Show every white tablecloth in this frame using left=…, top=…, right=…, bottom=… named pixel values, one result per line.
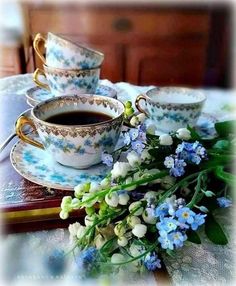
left=0, top=74, right=235, bottom=286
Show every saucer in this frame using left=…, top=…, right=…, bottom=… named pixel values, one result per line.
left=26, top=84, right=117, bottom=107
left=10, top=134, right=110, bottom=191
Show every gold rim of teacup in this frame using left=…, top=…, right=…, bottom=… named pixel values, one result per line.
left=48, top=32, right=105, bottom=58
left=31, top=94, right=125, bottom=129
left=146, top=87, right=206, bottom=107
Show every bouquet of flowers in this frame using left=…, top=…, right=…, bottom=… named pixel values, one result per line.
left=60, top=102, right=235, bottom=277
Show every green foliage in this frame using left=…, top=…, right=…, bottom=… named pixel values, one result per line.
left=205, top=213, right=228, bottom=245
left=215, top=120, right=236, bottom=137
left=186, top=230, right=201, bottom=244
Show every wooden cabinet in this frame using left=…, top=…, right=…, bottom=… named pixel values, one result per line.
left=0, top=44, right=25, bottom=78
left=22, top=3, right=230, bottom=87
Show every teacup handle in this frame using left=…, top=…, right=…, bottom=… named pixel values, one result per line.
left=135, top=94, right=148, bottom=116
left=33, top=68, right=50, bottom=91
left=33, top=33, right=47, bottom=65
left=16, top=116, right=44, bottom=150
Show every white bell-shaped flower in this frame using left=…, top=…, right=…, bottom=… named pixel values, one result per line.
left=111, top=162, right=131, bottom=179
left=127, top=151, right=141, bottom=167
left=132, top=224, right=147, bottom=238
left=176, top=128, right=191, bottom=140
left=159, top=134, right=173, bottom=146
left=117, top=236, right=128, bottom=247
left=118, top=193, right=130, bottom=205
left=105, top=192, right=119, bottom=207
left=129, top=202, right=143, bottom=216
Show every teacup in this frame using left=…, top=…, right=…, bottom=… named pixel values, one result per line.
left=16, top=95, right=124, bottom=169
left=33, top=65, right=100, bottom=96
left=135, top=87, right=206, bottom=133
left=33, top=32, right=104, bottom=69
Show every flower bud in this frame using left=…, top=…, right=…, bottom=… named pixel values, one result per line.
left=61, top=196, right=72, bottom=208
left=105, top=192, right=119, bottom=207
left=199, top=206, right=209, bottom=213
left=205, top=190, right=215, bottom=197
left=140, top=149, right=152, bottom=162
left=100, top=177, right=111, bottom=188
left=118, top=193, right=130, bottom=205
left=159, top=134, right=173, bottom=146
left=127, top=216, right=141, bottom=227
left=111, top=162, right=130, bottom=179
left=130, top=116, right=139, bottom=127
left=142, top=208, right=156, bottom=224
left=132, top=224, right=147, bottom=238
left=84, top=214, right=96, bottom=226
left=127, top=151, right=141, bottom=167
left=94, top=234, right=106, bottom=249
left=129, top=202, right=143, bottom=216
left=114, top=223, right=126, bottom=237
left=144, top=191, right=158, bottom=201
left=146, top=124, right=156, bottom=135
left=136, top=113, right=146, bottom=123
left=68, top=222, right=81, bottom=236
left=59, top=210, right=69, bottom=220
left=176, top=128, right=191, bottom=140
left=111, top=253, right=125, bottom=264
left=117, top=236, right=128, bottom=247
left=125, top=177, right=136, bottom=191
left=76, top=225, right=86, bottom=239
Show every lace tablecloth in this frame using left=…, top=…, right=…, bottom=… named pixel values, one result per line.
left=0, top=74, right=236, bottom=286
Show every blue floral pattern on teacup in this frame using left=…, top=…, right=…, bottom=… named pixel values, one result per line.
left=45, top=32, right=104, bottom=69
left=43, top=134, right=115, bottom=155
left=44, top=66, right=100, bottom=96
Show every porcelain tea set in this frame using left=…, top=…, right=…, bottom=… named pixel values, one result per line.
left=11, top=32, right=206, bottom=186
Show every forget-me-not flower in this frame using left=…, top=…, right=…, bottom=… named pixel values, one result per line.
left=144, top=252, right=161, bottom=271
left=217, top=197, right=232, bottom=208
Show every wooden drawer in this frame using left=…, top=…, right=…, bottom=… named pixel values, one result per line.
left=0, top=46, right=18, bottom=68
left=29, top=7, right=210, bottom=41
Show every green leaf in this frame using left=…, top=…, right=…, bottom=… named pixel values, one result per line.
left=215, top=166, right=236, bottom=185
left=213, top=140, right=230, bottom=150
left=187, top=230, right=201, bottom=244
left=215, top=120, right=236, bottom=137
left=187, top=125, right=201, bottom=140
left=205, top=213, right=228, bottom=245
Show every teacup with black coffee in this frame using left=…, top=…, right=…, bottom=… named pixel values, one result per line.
left=16, top=94, right=124, bottom=169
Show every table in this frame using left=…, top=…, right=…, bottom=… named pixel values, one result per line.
left=0, top=74, right=236, bottom=285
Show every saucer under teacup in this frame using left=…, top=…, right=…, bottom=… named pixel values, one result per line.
left=25, top=84, right=117, bottom=107
left=10, top=133, right=109, bottom=190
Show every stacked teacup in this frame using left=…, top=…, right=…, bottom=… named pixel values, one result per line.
left=33, top=32, right=104, bottom=96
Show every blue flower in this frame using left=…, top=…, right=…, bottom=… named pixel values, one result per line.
left=101, top=152, right=113, bottom=167
left=175, top=207, right=195, bottom=224
left=129, top=129, right=139, bottom=141
left=169, top=158, right=186, bottom=177
left=76, top=247, right=98, bottom=271
left=131, top=140, right=145, bottom=154
left=155, top=203, right=169, bottom=218
left=190, top=213, right=207, bottom=230
left=217, top=197, right=232, bottom=208
left=156, top=218, right=178, bottom=233
left=168, top=231, right=187, bottom=248
left=144, top=252, right=161, bottom=271
left=45, top=249, right=65, bottom=275
left=164, top=156, right=175, bottom=168
left=170, top=166, right=185, bottom=177
left=123, top=132, right=131, bottom=145
left=158, top=232, right=174, bottom=250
